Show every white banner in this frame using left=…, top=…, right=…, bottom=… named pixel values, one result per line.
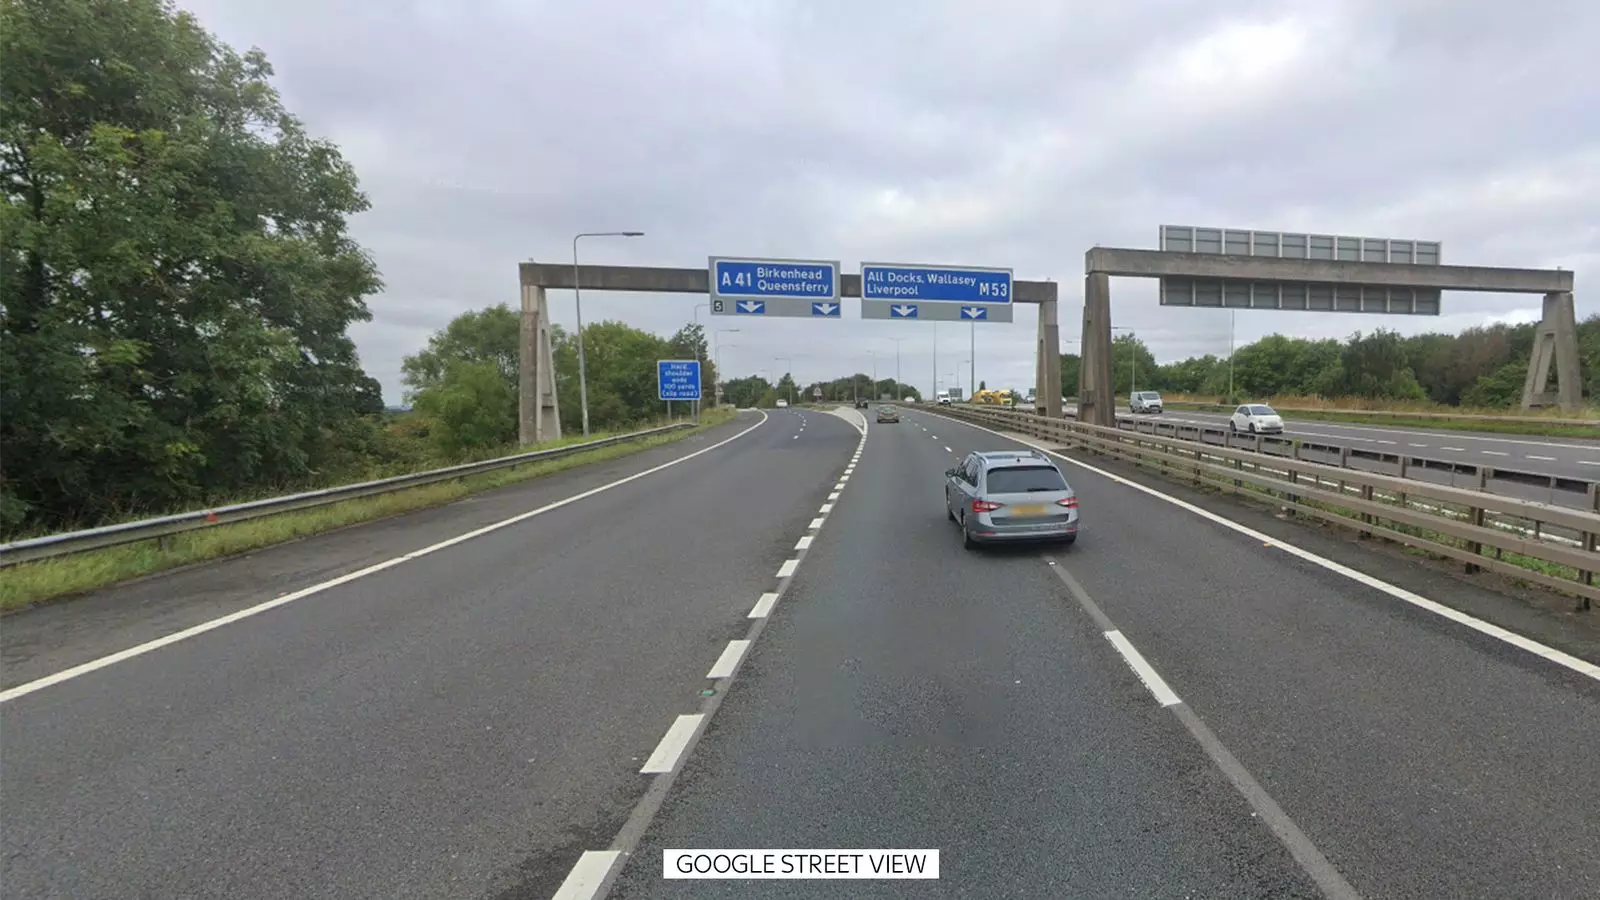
left=662, top=849, right=939, bottom=880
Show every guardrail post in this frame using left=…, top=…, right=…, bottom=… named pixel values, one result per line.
left=1581, top=483, right=1598, bottom=607
left=1359, top=483, right=1375, bottom=536
left=1465, top=468, right=1489, bottom=574
left=1285, top=442, right=1301, bottom=515
left=1397, top=457, right=1410, bottom=511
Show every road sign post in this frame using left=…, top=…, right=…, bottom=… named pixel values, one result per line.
left=860, top=263, right=1015, bottom=322
left=709, top=257, right=842, bottom=319
left=657, top=358, right=702, bottom=424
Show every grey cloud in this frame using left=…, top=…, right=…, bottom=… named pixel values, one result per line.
left=179, top=0, right=1598, bottom=401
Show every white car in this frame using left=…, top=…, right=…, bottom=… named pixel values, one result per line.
left=775, top=398, right=788, bottom=408
left=1230, top=403, right=1283, bottom=435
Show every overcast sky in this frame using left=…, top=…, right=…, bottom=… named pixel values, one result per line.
left=179, top=0, right=1598, bottom=403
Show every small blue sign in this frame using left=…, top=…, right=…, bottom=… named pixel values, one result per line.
left=811, top=301, right=841, bottom=317
left=861, top=263, right=1013, bottom=304
left=960, top=306, right=988, bottom=320
left=657, top=359, right=702, bottom=401
left=890, top=304, right=919, bottom=319
left=734, top=299, right=766, bottom=315
left=711, top=258, right=840, bottom=301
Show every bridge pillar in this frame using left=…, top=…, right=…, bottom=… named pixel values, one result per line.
left=1521, top=290, right=1584, bottom=413
left=519, top=284, right=562, bottom=444
left=1037, top=298, right=1062, bottom=418
left=1078, top=272, right=1115, bottom=427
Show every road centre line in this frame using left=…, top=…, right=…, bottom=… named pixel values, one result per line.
left=928, top=410, right=1600, bottom=683
left=1443, top=447, right=1466, bottom=452
left=795, top=535, right=813, bottom=550
left=1528, top=455, right=1556, bottom=461
left=1044, top=559, right=1361, bottom=900
left=0, top=410, right=774, bottom=706
left=819, top=503, right=833, bottom=514
left=551, top=850, right=622, bottom=900
left=1482, top=450, right=1508, bottom=456
left=566, top=419, right=869, bottom=899
left=809, top=517, right=825, bottom=529
left=705, top=640, right=752, bottom=679
left=639, top=714, right=704, bottom=774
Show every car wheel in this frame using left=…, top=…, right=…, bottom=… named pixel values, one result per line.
left=946, top=496, right=956, bottom=521
left=1229, top=422, right=1237, bottom=434
left=1249, top=423, right=1257, bottom=434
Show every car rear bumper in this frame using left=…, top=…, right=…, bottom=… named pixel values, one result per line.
left=968, top=516, right=1079, bottom=542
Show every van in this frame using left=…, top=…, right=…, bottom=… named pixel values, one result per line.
left=1130, top=391, right=1163, bottom=414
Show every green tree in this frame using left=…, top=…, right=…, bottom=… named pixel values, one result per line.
left=1111, top=333, right=1157, bottom=395
left=0, top=0, right=382, bottom=532
left=410, top=361, right=517, bottom=456
left=1060, top=353, right=1081, bottom=399
left=400, top=304, right=520, bottom=400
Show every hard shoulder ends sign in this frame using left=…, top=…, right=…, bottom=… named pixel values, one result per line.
left=657, top=359, right=702, bottom=401
left=709, top=256, right=842, bottom=319
left=860, top=262, right=1014, bottom=323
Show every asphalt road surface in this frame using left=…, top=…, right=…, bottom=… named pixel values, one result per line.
left=607, top=407, right=1600, bottom=900
left=5, top=404, right=1599, bottom=900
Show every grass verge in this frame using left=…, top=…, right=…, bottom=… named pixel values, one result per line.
left=0, top=408, right=738, bottom=613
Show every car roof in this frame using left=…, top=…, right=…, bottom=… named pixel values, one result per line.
left=974, top=450, right=1052, bottom=468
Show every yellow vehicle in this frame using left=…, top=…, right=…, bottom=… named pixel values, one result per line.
left=973, top=389, right=1017, bottom=407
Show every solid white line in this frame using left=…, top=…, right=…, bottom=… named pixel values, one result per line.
left=928, top=411, right=1600, bottom=682
left=748, top=592, right=779, bottom=618
left=0, top=411, right=774, bottom=706
left=706, top=639, right=752, bottom=679
left=1527, top=455, right=1557, bottom=461
left=1105, top=630, right=1182, bottom=707
left=640, top=714, right=704, bottom=774
left=795, top=535, right=813, bottom=550
left=1481, top=450, right=1508, bottom=456
left=551, top=850, right=622, bottom=900
left=809, top=517, right=825, bottom=529
left=776, top=559, right=799, bottom=578
left=819, top=503, right=833, bottom=514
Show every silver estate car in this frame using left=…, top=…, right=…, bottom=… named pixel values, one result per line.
left=944, top=450, right=1079, bottom=549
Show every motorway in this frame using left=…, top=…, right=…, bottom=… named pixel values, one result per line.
left=4, top=405, right=1600, bottom=899
left=1111, top=407, right=1600, bottom=482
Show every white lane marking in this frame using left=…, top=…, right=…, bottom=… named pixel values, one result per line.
left=944, top=446, right=953, bottom=453
left=1581, top=460, right=1600, bottom=467
left=0, top=411, right=774, bottom=706
left=795, top=535, right=813, bottom=550
left=835, top=482, right=846, bottom=490
left=776, top=559, right=799, bottom=578
left=809, top=517, right=825, bottom=529
left=1375, top=440, right=1395, bottom=445
left=552, top=850, right=622, bottom=900
left=928, top=411, right=1600, bottom=682
left=1527, top=455, right=1557, bottom=461
left=640, top=714, right=704, bottom=774
left=792, top=435, right=799, bottom=440
left=828, top=492, right=840, bottom=500
left=706, top=639, right=752, bottom=679
left=1408, top=443, right=1428, bottom=448
left=819, top=503, right=833, bottom=514
left=1442, top=446, right=1466, bottom=452
left=931, top=435, right=938, bottom=440
left=1481, top=450, right=1509, bottom=456
left=1105, top=630, right=1182, bottom=707
left=748, top=592, right=779, bottom=618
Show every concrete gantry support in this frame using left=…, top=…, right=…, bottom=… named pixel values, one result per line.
left=1078, top=272, right=1114, bottom=427
left=1082, top=247, right=1580, bottom=421
left=518, top=284, right=561, bottom=445
left=1036, top=299, right=1062, bottom=419
left=1521, top=291, right=1584, bottom=412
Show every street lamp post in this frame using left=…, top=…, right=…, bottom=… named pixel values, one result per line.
left=969, top=321, right=976, bottom=402
left=691, top=302, right=709, bottom=420
left=869, top=349, right=877, bottom=401
left=573, top=230, right=644, bottom=436
left=1227, top=309, right=1237, bottom=399
left=713, top=329, right=738, bottom=407
left=887, top=337, right=903, bottom=397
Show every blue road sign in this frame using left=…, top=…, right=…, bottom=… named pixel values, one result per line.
left=861, top=263, right=1013, bottom=304
left=960, top=306, right=988, bottom=320
left=657, top=359, right=702, bottom=401
left=709, top=257, right=841, bottom=320
left=811, top=301, right=841, bottom=317
left=889, top=303, right=919, bottom=319
left=734, top=299, right=766, bottom=315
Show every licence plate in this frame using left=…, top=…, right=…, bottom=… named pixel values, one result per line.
left=1011, top=504, right=1049, bottom=517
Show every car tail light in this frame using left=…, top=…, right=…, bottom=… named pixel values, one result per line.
left=1057, top=496, right=1078, bottom=508
left=972, top=499, right=1003, bottom=513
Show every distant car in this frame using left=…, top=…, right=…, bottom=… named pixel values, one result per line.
left=876, top=405, right=900, bottom=423
left=1130, top=391, right=1164, bottom=414
left=1230, top=403, right=1283, bottom=434
left=855, top=398, right=869, bottom=409
left=775, top=399, right=788, bottom=408
left=944, top=450, right=1079, bottom=550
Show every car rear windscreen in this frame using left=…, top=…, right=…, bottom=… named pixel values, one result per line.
left=985, top=466, right=1067, bottom=493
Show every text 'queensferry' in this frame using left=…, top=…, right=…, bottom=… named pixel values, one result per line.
left=720, top=265, right=834, bottom=295
left=664, top=849, right=940, bottom=880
